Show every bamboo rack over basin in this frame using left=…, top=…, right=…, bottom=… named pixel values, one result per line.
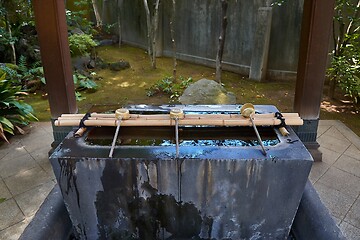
left=54, top=112, right=303, bottom=127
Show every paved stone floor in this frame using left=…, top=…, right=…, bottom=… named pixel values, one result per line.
left=0, top=120, right=359, bottom=239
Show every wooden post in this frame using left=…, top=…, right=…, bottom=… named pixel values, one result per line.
left=293, top=0, right=335, bottom=161
left=33, top=0, right=77, bottom=118
left=33, top=0, right=77, bottom=145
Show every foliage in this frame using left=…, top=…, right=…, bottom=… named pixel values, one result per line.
left=328, top=0, right=360, bottom=103
left=68, top=34, right=97, bottom=57
left=0, top=0, right=36, bottom=63
left=0, top=57, right=43, bottom=91
left=66, top=0, right=95, bottom=35
left=147, top=76, right=193, bottom=102
left=328, top=33, right=360, bottom=103
left=0, top=73, right=38, bottom=142
left=73, top=71, right=98, bottom=101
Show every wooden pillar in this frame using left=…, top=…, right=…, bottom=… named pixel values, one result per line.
left=33, top=0, right=77, bottom=118
left=293, top=0, right=335, bottom=161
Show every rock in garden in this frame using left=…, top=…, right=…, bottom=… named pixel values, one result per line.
left=179, top=79, right=236, bottom=104
left=72, top=56, right=91, bottom=71
left=109, top=60, right=130, bottom=71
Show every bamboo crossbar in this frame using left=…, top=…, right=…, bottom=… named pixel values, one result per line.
left=60, top=112, right=299, bottom=119
left=55, top=112, right=303, bottom=127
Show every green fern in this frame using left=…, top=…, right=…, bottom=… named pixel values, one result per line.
left=18, top=56, right=28, bottom=74
left=0, top=64, right=18, bottom=79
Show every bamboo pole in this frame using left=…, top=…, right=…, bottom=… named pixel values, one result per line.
left=58, top=112, right=300, bottom=120
left=54, top=117, right=303, bottom=127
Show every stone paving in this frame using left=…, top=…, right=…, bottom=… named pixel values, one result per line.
left=0, top=120, right=359, bottom=239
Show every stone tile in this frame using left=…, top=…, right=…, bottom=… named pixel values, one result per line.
left=340, top=221, right=360, bottom=240
left=344, top=144, right=360, bottom=161
left=318, top=167, right=360, bottom=198
left=317, top=134, right=351, bottom=154
left=318, top=120, right=340, bottom=126
left=42, top=163, right=56, bottom=180
left=4, top=167, right=52, bottom=196
left=309, top=161, right=330, bottom=184
left=21, top=134, right=53, bottom=154
left=0, top=154, right=38, bottom=179
left=325, top=126, right=348, bottom=141
left=37, top=121, right=53, bottom=134
left=319, top=146, right=342, bottom=165
left=0, top=179, right=11, bottom=200
left=0, top=218, right=29, bottom=240
left=0, top=199, right=24, bottom=231
left=21, top=124, right=50, bottom=140
left=314, top=182, right=355, bottom=219
left=29, top=146, right=51, bottom=163
left=14, top=181, right=55, bottom=217
left=335, top=122, right=360, bottom=150
left=0, top=143, right=27, bottom=162
left=335, top=155, right=360, bottom=178
left=344, top=197, right=360, bottom=229
left=317, top=125, right=331, bottom=138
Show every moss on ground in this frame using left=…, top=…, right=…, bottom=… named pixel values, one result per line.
left=25, top=45, right=359, bottom=136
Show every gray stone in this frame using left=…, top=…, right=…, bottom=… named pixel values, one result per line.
left=340, top=222, right=360, bottom=240
left=345, top=198, right=360, bottom=228
left=334, top=155, right=360, bottom=178
left=0, top=199, right=24, bottom=231
left=109, top=60, right=130, bottom=71
left=70, top=28, right=85, bottom=35
left=15, top=182, right=55, bottom=217
left=4, top=167, right=52, bottom=196
left=72, top=56, right=91, bottom=71
left=314, top=182, right=355, bottom=219
left=179, top=79, right=236, bottom=104
left=309, top=161, right=330, bottom=184
left=318, top=167, right=360, bottom=198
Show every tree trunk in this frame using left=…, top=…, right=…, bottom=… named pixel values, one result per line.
left=91, top=0, right=102, bottom=28
left=170, top=0, right=177, bottom=81
left=5, top=14, right=16, bottom=64
left=215, top=0, right=228, bottom=84
left=151, top=0, right=161, bottom=69
left=143, top=0, right=155, bottom=68
left=117, top=0, right=122, bottom=47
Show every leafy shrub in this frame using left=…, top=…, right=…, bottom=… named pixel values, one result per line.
left=147, top=76, right=193, bottom=102
left=68, top=34, right=97, bottom=57
left=328, top=33, right=360, bottom=103
left=0, top=56, right=44, bottom=91
left=0, top=73, right=38, bottom=142
left=73, top=71, right=98, bottom=101
left=66, top=0, right=96, bottom=35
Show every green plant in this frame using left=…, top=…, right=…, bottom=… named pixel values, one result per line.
left=1, top=56, right=44, bottom=91
left=73, top=72, right=98, bottom=101
left=66, top=0, right=95, bottom=35
left=0, top=0, right=36, bottom=63
left=328, top=42, right=360, bottom=103
left=147, top=76, right=193, bottom=102
left=73, top=72, right=98, bottom=91
left=328, top=0, right=360, bottom=103
left=68, top=34, right=97, bottom=57
left=0, top=73, right=38, bottom=142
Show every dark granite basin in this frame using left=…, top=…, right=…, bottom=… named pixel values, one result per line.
left=18, top=105, right=345, bottom=239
